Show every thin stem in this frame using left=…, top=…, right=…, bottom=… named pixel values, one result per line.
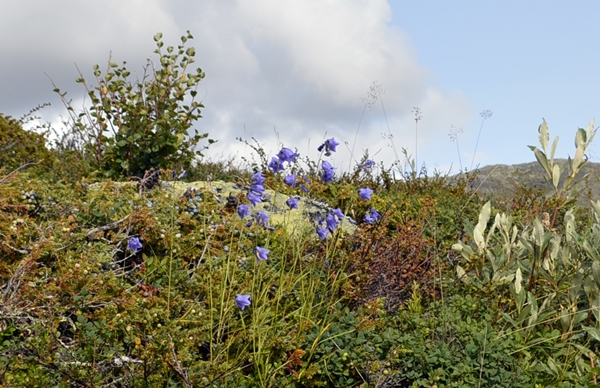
left=380, top=93, right=399, bottom=163
left=415, top=121, right=418, bottom=171
left=470, top=110, right=493, bottom=170
left=349, top=103, right=368, bottom=172
left=456, top=140, right=462, bottom=171
left=349, top=81, right=384, bottom=171
left=412, top=107, right=422, bottom=177
left=449, top=125, right=463, bottom=171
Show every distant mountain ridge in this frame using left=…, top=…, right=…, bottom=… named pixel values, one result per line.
left=467, top=159, right=600, bottom=204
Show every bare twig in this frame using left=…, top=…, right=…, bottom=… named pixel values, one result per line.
left=86, top=214, right=131, bottom=240
left=2, top=257, right=35, bottom=303
left=167, top=335, right=194, bottom=388
left=0, top=161, right=43, bottom=185
left=190, top=230, right=215, bottom=279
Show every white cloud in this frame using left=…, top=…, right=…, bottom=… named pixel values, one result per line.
left=2, top=0, right=472, bottom=171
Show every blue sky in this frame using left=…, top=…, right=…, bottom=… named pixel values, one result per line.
left=2, top=1, right=599, bottom=173
left=390, top=1, right=600, bottom=169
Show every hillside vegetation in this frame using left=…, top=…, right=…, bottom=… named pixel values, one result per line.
left=3, top=33, right=600, bottom=387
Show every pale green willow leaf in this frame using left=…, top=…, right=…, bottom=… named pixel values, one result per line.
left=550, top=136, right=559, bottom=165
left=515, top=267, right=523, bottom=294
left=539, top=119, right=549, bottom=151
left=592, top=257, right=600, bottom=289
left=474, top=201, right=491, bottom=251
left=552, top=163, right=560, bottom=190
left=575, top=127, right=586, bottom=149
left=528, top=146, right=551, bottom=178
left=456, top=265, right=468, bottom=283
left=586, top=118, right=597, bottom=145
left=452, top=243, right=463, bottom=252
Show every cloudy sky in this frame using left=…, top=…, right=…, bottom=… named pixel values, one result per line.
left=2, top=1, right=600, bottom=173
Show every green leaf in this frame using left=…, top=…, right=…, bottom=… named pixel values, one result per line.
left=529, top=146, right=552, bottom=178
left=546, top=358, right=559, bottom=376
left=154, top=32, right=163, bottom=42
left=586, top=118, right=597, bottom=146
left=515, top=267, right=523, bottom=294
left=77, top=314, right=88, bottom=324
left=583, top=325, right=600, bottom=343
left=538, top=119, right=549, bottom=151
left=456, top=265, right=468, bottom=283
left=572, top=343, right=594, bottom=357
left=583, top=239, right=600, bottom=262
left=526, top=292, right=539, bottom=326
left=594, top=297, right=600, bottom=322
left=575, top=127, right=586, bottom=149
left=550, top=136, right=559, bottom=164
left=551, top=163, right=560, bottom=190
left=473, top=201, right=491, bottom=252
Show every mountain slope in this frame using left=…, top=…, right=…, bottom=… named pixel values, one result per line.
left=467, top=159, right=600, bottom=204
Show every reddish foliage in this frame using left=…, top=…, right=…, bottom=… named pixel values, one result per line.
left=344, top=199, right=442, bottom=311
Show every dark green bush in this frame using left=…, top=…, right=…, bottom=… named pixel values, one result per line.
left=388, top=290, right=531, bottom=387
left=0, top=114, right=56, bottom=174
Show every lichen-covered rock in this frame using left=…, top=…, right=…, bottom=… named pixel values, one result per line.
left=90, top=179, right=357, bottom=237
left=168, top=180, right=357, bottom=237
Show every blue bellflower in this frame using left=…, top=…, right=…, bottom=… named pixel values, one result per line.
left=255, top=211, right=274, bottom=230
left=325, top=208, right=344, bottom=231
left=255, top=246, right=270, bottom=262
left=358, top=188, right=374, bottom=201
left=317, top=138, right=340, bottom=157
left=127, top=237, right=143, bottom=253
left=237, top=204, right=251, bottom=219
left=321, top=161, right=335, bottom=184
left=277, top=147, right=299, bottom=163
left=268, top=157, right=285, bottom=173
left=235, top=294, right=251, bottom=310
left=252, top=171, right=266, bottom=185
left=283, top=174, right=297, bottom=187
left=317, top=226, right=329, bottom=241
left=358, top=159, right=376, bottom=170
left=326, top=214, right=340, bottom=231
left=332, top=208, right=344, bottom=219
left=286, top=196, right=299, bottom=209
left=250, top=182, right=265, bottom=193
left=248, top=172, right=266, bottom=206
left=248, top=191, right=262, bottom=206
left=364, top=208, right=381, bottom=224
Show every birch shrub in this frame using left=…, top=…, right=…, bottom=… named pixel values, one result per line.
left=54, top=31, right=214, bottom=179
